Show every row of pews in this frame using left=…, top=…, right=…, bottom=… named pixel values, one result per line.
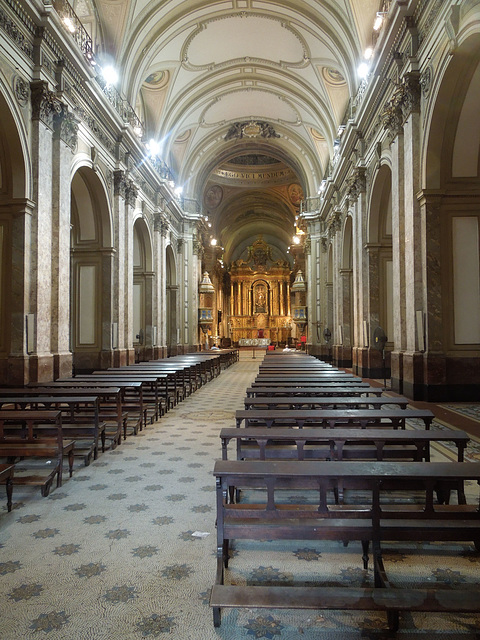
left=0, top=349, right=238, bottom=502
left=211, top=350, right=480, bottom=632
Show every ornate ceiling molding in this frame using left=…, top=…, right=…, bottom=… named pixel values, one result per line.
left=180, top=13, right=310, bottom=72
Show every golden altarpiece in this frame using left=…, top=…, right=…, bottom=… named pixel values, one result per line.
left=228, top=237, right=293, bottom=345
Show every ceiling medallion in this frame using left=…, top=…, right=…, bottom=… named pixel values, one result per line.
left=224, top=121, right=280, bottom=141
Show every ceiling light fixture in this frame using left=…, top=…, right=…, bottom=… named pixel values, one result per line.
left=102, top=65, right=118, bottom=86
left=357, top=62, right=370, bottom=79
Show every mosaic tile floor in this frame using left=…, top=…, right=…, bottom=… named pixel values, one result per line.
left=0, top=355, right=479, bottom=639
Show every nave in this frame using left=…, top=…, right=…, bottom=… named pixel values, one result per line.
left=0, top=353, right=480, bottom=639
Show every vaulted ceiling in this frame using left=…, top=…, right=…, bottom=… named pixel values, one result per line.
left=75, top=0, right=380, bottom=263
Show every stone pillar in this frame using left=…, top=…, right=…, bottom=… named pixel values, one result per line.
left=112, top=170, right=128, bottom=366
left=154, top=214, right=169, bottom=357
left=381, top=84, right=407, bottom=391
left=125, top=180, right=137, bottom=364
left=401, top=73, right=426, bottom=398
left=51, top=103, right=77, bottom=379
left=29, top=81, right=59, bottom=381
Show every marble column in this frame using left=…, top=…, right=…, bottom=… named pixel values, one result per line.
left=112, top=170, right=128, bottom=366
left=51, top=104, right=77, bottom=379
left=29, top=81, right=58, bottom=381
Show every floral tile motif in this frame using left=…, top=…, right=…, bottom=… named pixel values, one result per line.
left=200, top=485, right=215, bottom=492
left=243, top=614, right=284, bottom=639
left=53, top=544, right=81, bottom=556
left=75, top=562, right=107, bottom=578
left=30, top=611, right=70, bottom=633
left=167, top=456, right=182, bottom=461
left=107, top=469, right=125, bottom=475
left=106, top=493, right=127, bottom=501
left=248, top=566, right=293, bottom=586
left=432, top=567, right=466, bottom=585
left=123, top=456, right=139, bottom=461
left=83, top=515, right=107, bottom=525
left=178, top=477, right=195, bottom=483
left=191, top=504, right=212, bottom=513
left=293, top=547, right=321, bottom=562
left=160, top=564, right=193, bottom=580
left=48, top=491, right=69, bottom=498
left=125, top=475, right=143, bottom=482
left=88, top=484, right=108, bottom=491
left=17, top=514, right=41, bottom=524
left=178, top=530, right=202, bottom=542
left=127, top=503, right=149, bottom=513
left=103, top=584, right=136, bottom=603
left=140, top=463, right=155, bottom=468
left=156, top=469, right=174, bottom=475
left=32, top=528, right=60, bottom=539
left=63, top=503, right=87, bottom=511
left=132, top=545, right=159, bottom=559
left=8, top=583, right=43, bottom=601
left=144, top=485, right=164, bottom=492
left=339, top=567, right=367, bottom=584
left=0, top=560, right=22, bottom=575
left=152, top=516, right=174, bottom=526
left=166, top=494, right=186, bottom=502
left=187, top=463, right=203, bottom=468
left=105, top=529, right=130, bottom=540
left=136, top=613, right=175, bottom=636
left=381, top=549, right=406, bottom=563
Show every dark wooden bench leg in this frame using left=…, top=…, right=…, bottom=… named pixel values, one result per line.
left=213, top=605, right=221, bottom=627
left=361, top=540, right=369, bottom=570
left=5, top=477, right=12, bottom=512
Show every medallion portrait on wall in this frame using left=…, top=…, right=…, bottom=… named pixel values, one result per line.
left=204, top=185, right=223, bottom=209
left=13, top=75, right=29, bottom=107
left=288, top=183, right=304, bottom=207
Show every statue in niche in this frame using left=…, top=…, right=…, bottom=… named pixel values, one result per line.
left=254, top=284, right=267, bottom=313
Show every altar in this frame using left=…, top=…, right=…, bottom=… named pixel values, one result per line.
left=238, top=338, right=270, bottom=347
left=227, top=236, right=294, bottom=345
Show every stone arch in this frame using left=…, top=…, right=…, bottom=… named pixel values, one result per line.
left=133, top=216, right=154, bottom=359
left=367, top=163, right=393, bottom=344
left=420, top=33, right=480, bottom=398
left=0, top=82, right=31, bottom=384
left=165, top=243, right=178, bottom=354
left=70, top=166, right=114, bottom=372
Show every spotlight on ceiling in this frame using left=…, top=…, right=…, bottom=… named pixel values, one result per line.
left=146, top=139, right=160, bottom=156
left=102, top=65, right=118, bottom=86
left=210, top=238, right=217, bottom=246
left=357, top=62, right=370, bottom=80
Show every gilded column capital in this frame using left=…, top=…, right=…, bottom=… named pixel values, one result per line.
left=31, top=80, right=61, bottom=129
left=192, top=234, right=204, bottom=257
left=126, top=180, right=138, bottom=208
left=53, top=104, right=78, bottom=150
left=113, top=170, right=127, bottom=199
left=401, top=71, right=421, bottom=120
left=303, top=234, right=311, bottom=256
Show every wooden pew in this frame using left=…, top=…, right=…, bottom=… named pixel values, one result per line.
left=220, top=427, right=470, bottom=463
left=57, top=377, right=145, bottom=434
left=211, top=459, right=480, bottom=629
left=235, top=408, right=435, bottom=429
left=0, top=410, right=74, bottom=496
left=35, top=380, right=138, bottom=440
left=247, top=385, right=384, bottom=397
left=24, top=385, right=125, bottom=448
left=0, top=463, right=14, bottom=511
left=0, top=395, right=102, bottom=465
left=243, top=396, right=410, bottom=410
